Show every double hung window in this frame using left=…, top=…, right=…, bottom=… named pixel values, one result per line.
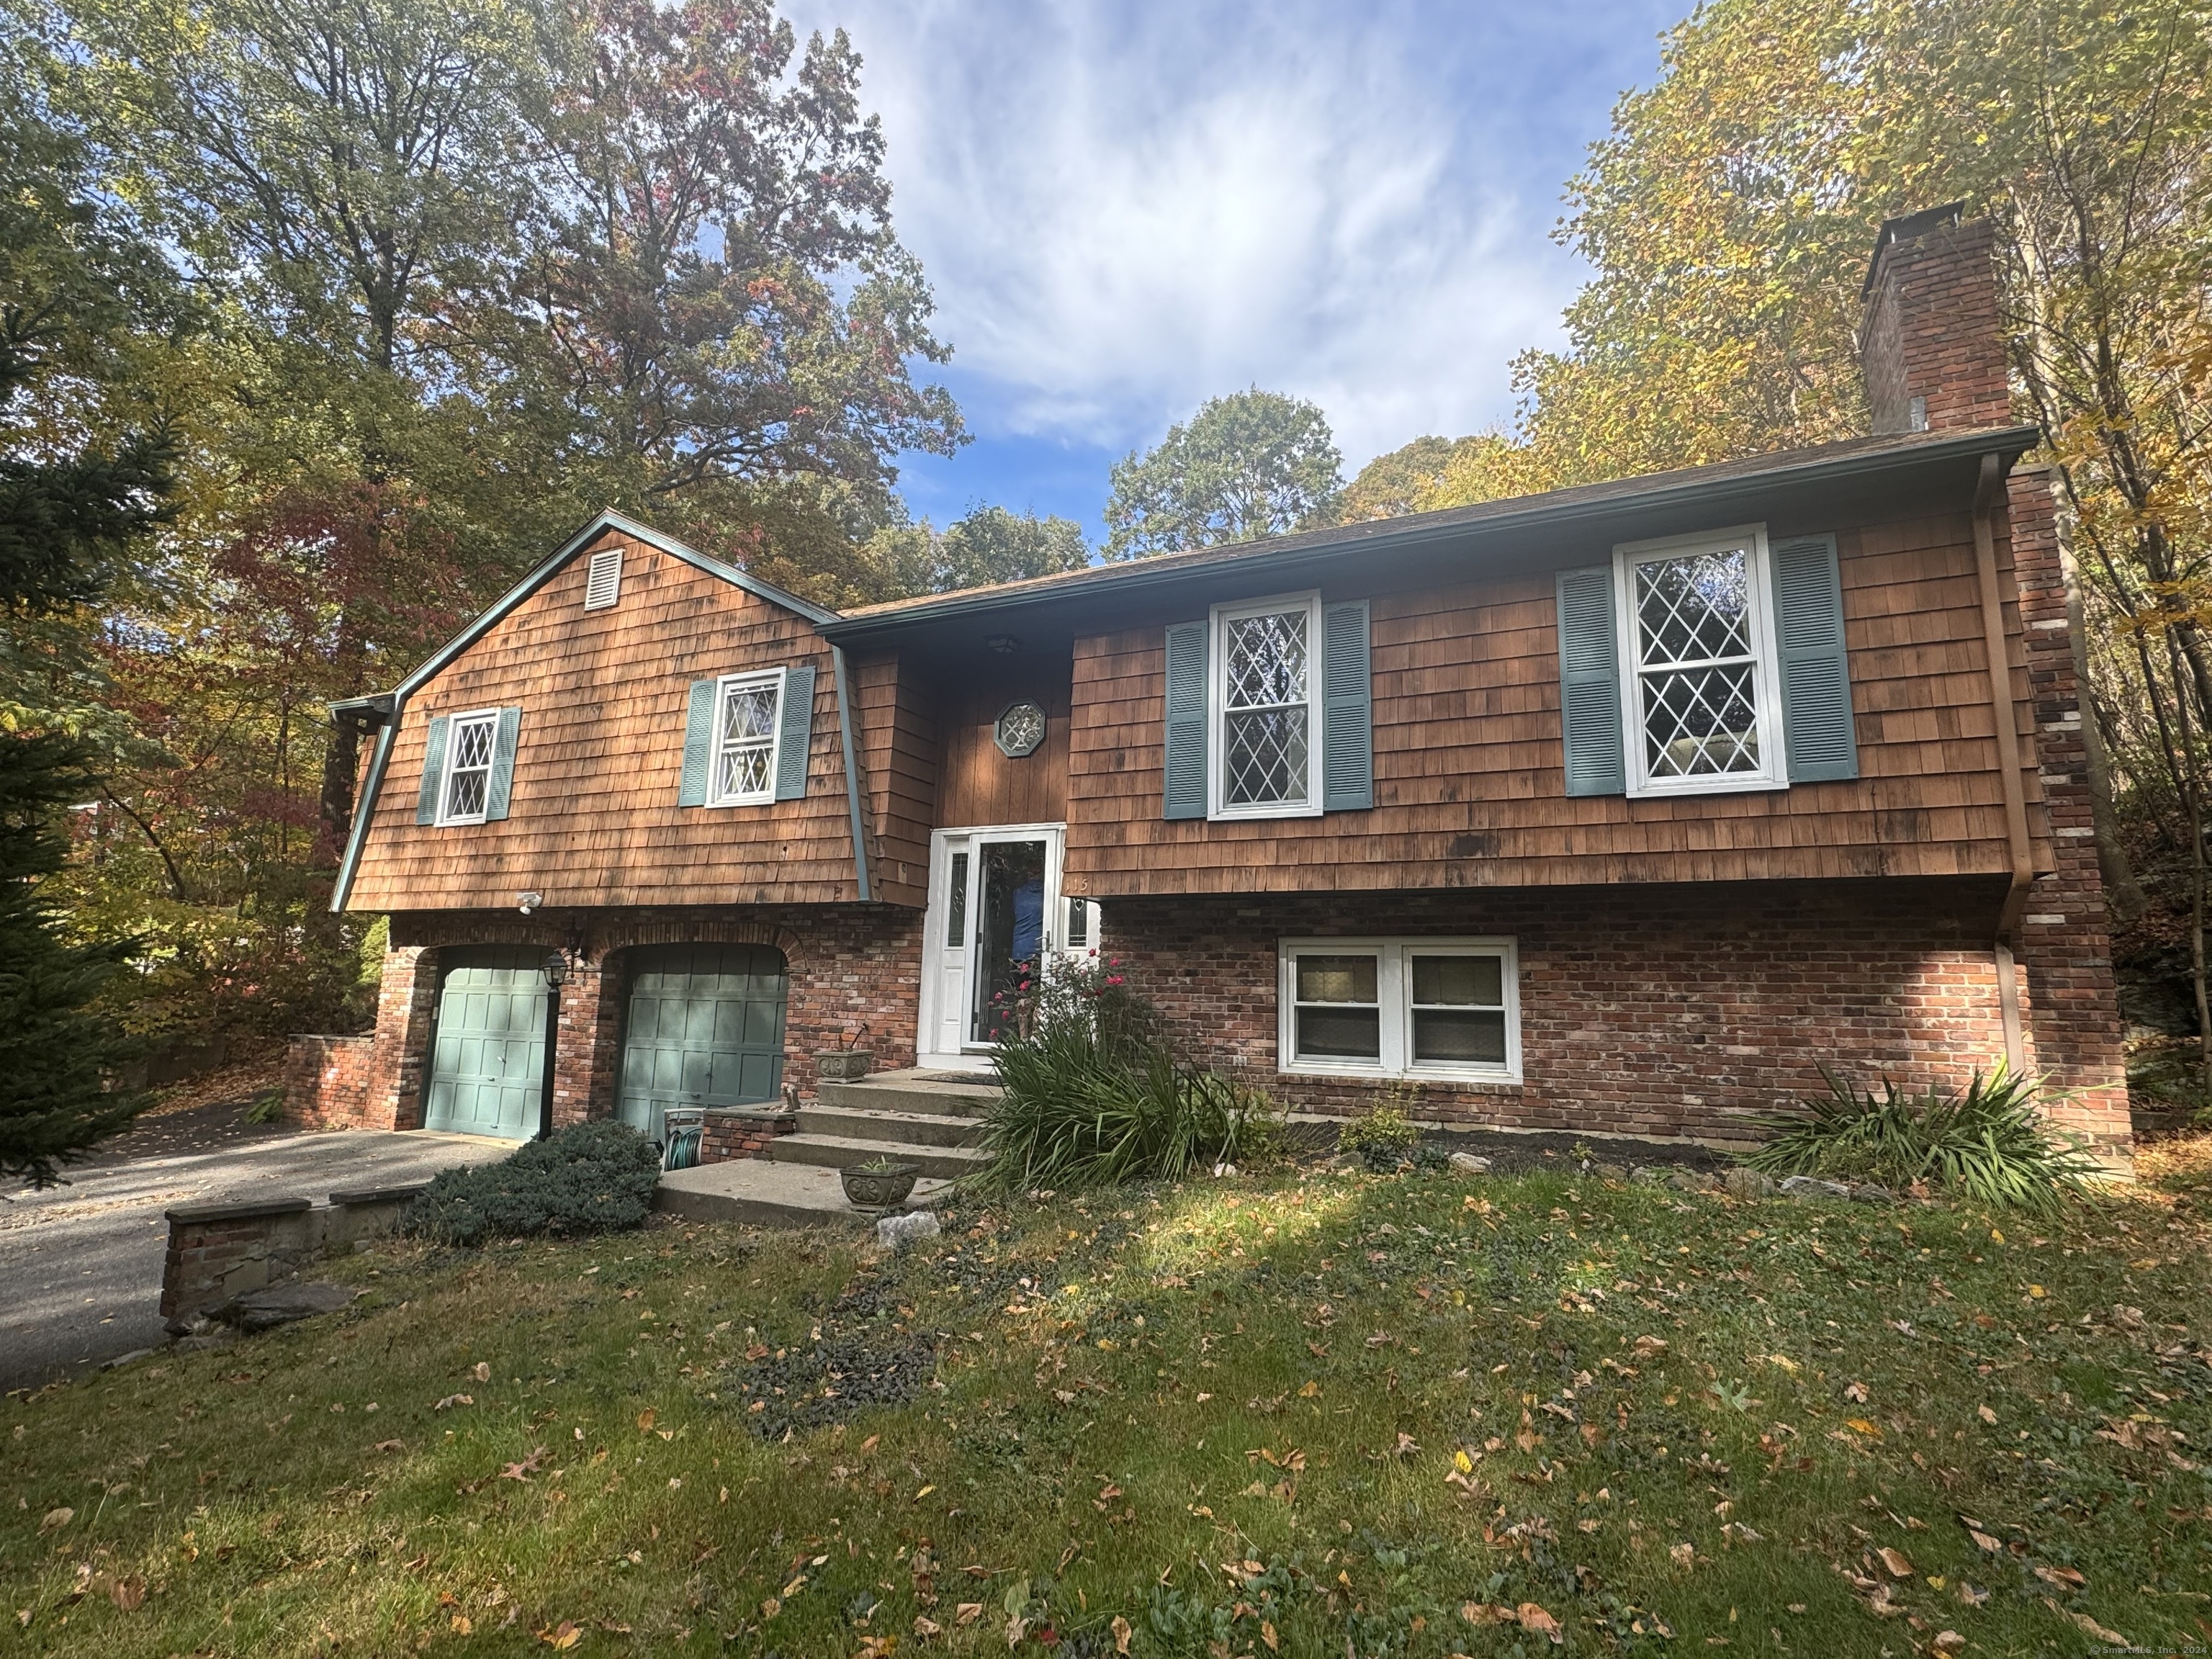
left=1213, top=593, right=1322, bottom=818
left=1616, top=528, right=1786, bottom=796
left=709, top=670, right=783, bottom=807
left=439, top=711, right=500, bottom=824
left=1278, top=938, right=1519, bottom=1082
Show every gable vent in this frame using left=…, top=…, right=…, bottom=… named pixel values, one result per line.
left=583, top=547, right=623, bottom=611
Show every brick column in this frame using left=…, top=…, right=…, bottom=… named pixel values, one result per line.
left=2005, top=470, right=2132, bottom=1165
left=551, top=952, right=624, bottom=1129
left=364, top=944, right=439, bottom=1131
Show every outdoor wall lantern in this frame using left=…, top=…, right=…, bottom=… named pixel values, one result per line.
left=541, top=950, right=570, bottom=989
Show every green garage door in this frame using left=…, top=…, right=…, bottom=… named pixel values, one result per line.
left=424, top=946, right=549, bottom=1139
left=617, top=945, right=788, bottom=1143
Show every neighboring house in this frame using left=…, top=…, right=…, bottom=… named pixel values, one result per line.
left=314, top=207, right=2130, bottom=1169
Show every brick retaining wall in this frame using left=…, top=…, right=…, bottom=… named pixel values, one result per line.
left=284, top=1034, right=377, bottom=1128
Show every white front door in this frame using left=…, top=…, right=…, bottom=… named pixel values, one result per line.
left=917, top=824, right=1099, bottom=1069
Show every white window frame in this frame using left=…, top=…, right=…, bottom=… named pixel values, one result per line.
left=1276, top=937, right=1521, bottom=1084
left=436, top=708, right=502, bottom=826
left=1614, top=523, right=1788, bottom=799
left=1209, top=590, right=1324, bottom=822
left=706, top=667, right=786, bottom=808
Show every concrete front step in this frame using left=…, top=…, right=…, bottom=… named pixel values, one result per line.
left=796, top=1102, right=984, bottom=1149
left=819, top=1069, right=1001, bottom=1119
left=655, top=1159, right=949, bottom=1228
left=767, top=1132, right=990, bottom=1179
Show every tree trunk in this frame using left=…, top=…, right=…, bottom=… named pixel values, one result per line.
left=316, top=712, right=361, bottom=871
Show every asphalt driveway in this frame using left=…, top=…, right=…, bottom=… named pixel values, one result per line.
left=0, top=1103, right=505, bottom=1391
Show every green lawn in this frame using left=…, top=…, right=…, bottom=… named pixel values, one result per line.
left=6, top=1139, right=2211, bottom=1658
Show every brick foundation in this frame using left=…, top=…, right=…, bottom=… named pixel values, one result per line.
left=283, top=1034, right=377, bottom=1128
left=698, top=1107, right=797, bottom=1163
left=1100, top=879, right=2051, bottom=1144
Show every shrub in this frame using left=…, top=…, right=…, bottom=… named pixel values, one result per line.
left=1338, top=1091, right=1424, bottom=1171
left=404, top=1120, right=663, bottom=1246
left=979, top=956, right=1278, bottom=1192
left=1740, top=1067, right=2102, bottom=1213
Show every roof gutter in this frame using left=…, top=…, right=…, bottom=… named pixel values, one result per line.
left=1973, top=451, right=2036, bottom=1074
left=329, top=716, right=395, bottom=913
left=822, top=424, right=2044, bottom=642
left=830, top=644, right=873, bottom=903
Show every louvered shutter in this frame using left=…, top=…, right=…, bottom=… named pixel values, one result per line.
left=773, top=665, right=814, bottom=800
left=415, top=714, right=450, bottom=824
left=1321, top=601, right=1373, bottom=811
left=1162, top=621, right=1208, bottom=819
left=483, top=706, right=521, bottom=820
left=678, top=680, right=716, bottom=806
left=1555, top=566, right=1626, bottom=796
left=1771, top=534, right=1858, bottom=783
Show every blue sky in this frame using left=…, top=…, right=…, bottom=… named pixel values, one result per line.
left=784, top=0, right=1689, bottom=541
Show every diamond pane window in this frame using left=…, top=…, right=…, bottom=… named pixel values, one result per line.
left=710, top=673, right=781, bottom=805
left=440, top=712, right=498, bottom=822
left=1217, top=603, right=1314, bottom=809
left=1630, top=544, right=1767, bottom=781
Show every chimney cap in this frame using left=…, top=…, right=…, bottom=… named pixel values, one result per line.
left=1862, top=202, right=1970, bottom=295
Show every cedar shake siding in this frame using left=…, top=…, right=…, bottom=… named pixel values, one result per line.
left=344, top=526, right=866, bottom=912
left=1054, top=502, right=2049, bottom=899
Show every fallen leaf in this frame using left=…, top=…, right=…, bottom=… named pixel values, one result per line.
left=2033, top=1564, right=2085, bottom=1591
left=501, top=1446, right=548, bottom=1481
left=1633, top=1335, right=1668, bottom=1359
left=913, top=1615, right=942, bottom=1637
left=542, top=1620, right=581, bottom=1649
left=2044, top=1599, right=2126, bottom=1645
left=109, top=1575, right=145, bottom=1611
left=434, top=1394, right=473, bottom=1411
left=1843, top=1381, right=1869, bottom=1403
left=1932, top=1632, right=1964, bottom=1654
left=1260, top=1619, right=1279, bottom=1650
left=472, top=1362, right=492, bottom=1382
left=1517, top=1603, right=1564, bottom=1645
left=913, top=1484, right=936, bottom=1502
left=373, top=1439, right=403, bottom=1453
left=1977, top=1404, right=1997, bottom=1426
left=956, top=1603, right=983, bottom=1626
left=636, top=1409, right=656, bottom=1432
left=1671, top=1543, right=1696, bottom=1568
left=1967, top=1529, right=2002, bottom=1554
left=1110, top=1614, right=1132, bottom=1653
left=37, top=1509, right=71, bottom=1535
left=450, top=1614, right=473, bottom=1635
left=1845, top=1419, right=1882, bottom=1438
left=1876, top=1547, right=1914, bottom=1579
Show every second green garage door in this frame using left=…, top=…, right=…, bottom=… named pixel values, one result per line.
left=616, top=945, right=788, bottom=1143
left=424, top=946, right=549, bottom=1139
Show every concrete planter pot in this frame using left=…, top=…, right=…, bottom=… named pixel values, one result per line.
left=840, top=1161, right=920, bottom=1212
left=816, top=1050, right=873, bottom=1082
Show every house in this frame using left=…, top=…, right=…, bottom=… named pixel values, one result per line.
left=300, top=206, right=2131, bottom=1180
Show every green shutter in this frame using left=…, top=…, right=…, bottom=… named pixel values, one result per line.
left=1321, top=600, right=1373, bottom=811
left=773, top=665, right=815, bottom=801
left=415, top=714, right=450, bottom=824
left=1555, top=565, right=1626, bottom=797
left=483, top=706, right=521, bottom=820
left=678, top=680, right=716, bottom=806
left=1772, top=533, right=1858, bottom=782
left=1163, top=621, right=1208, bottom=820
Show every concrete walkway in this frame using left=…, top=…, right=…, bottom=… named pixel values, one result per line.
left=0, top=1104, right=504, bottom=1391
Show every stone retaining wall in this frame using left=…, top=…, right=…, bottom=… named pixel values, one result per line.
left=160, top=1183, right=428, bottom=1329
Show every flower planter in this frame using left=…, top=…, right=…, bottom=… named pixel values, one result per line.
left=816, top=1050, right=873, bottom=1082
left=840, top=1162, right=920, bottom=1212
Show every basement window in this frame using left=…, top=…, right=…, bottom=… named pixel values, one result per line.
left=584, top=546, right=623, bottom=610
left=1277, top=938, right=1520, bottom=1084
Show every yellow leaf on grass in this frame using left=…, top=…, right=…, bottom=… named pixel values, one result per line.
left=543, top=1620, right=581, bottom=1650
left=636, top=1409, right=656, bottom=1431
left=1298, top=1380, right=1320, bottom=1398
left=913, top=1485, right=936, bottom=1502
left=1845, top=1419, right=1881, bottom=1438
left=1454, top=1449, right=1475, bottom=1474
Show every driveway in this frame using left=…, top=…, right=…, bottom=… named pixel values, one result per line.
left=0, top=1103, right=507, bottom=1391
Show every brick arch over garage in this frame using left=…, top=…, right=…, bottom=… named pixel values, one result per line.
left=375, top=906, right=924, bottom=1131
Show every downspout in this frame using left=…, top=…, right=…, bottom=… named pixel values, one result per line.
left=830, top=645, right=873, bottom=902
left=1972, top=452, right=2035, bottom=1074
left=330, top=713, right=397, bottom=913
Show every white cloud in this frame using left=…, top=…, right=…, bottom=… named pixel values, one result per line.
left=786, top=0, right=1660, bottom=468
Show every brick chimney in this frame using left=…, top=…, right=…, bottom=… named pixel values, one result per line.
left=1859, top=202, right=2010, bottom=432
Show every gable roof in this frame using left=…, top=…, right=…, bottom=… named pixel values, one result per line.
left=330, top=508, right=840, bottom=912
